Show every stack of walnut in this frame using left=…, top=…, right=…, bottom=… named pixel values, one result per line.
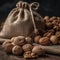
left=34, top=16, right=60, bottom=45
left=2, top=16, right=60, bottom=59
left=2, top=36, right=45, bottom=59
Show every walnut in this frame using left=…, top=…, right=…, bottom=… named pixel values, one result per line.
left=11, top=37, right=16, bottom=42
left=2, top=40, right=12, bottom=48
left=48, top=29, right=55, bottom=34
left=43, top=29, right=55, bottom=37
left=23, top=51, right=38, bottom=59
left=50, top=35, right=59, bottom=44
left=57, top=17, right=60, bottom=20
left=3, top=43, right=14, bottom=53
left=52, top=20, right=58, bottom=25
left=32, top=46, right=45, bottom=55
left=44, top=16, right=49, bottom=21
left=13, top=36, right=26, bottom=46
left=23, top=51, right=32, bottom=59
left=39, top=37, right=50, bottom=45
left=49, top=16, right=56, bottom=20
left=55, top=31, right=60, bottom=36
left=53, top=26, right=60, bottom=31
left=30, top=52, right=38, bottom=58
left=59, top=23, right=60, bottom=27
left=22, top=44, right=33, bottom=52
left=34, top=35, right=41, bottom=43
left=12, top=45, right=23, bottom=55
left=46, top=22, right=53, bottom=29
left=25, top=37, right=33, bottom=44
left=43, top=32, right=52, bottom=38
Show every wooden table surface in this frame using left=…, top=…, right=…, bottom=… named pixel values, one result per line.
left=0, top=45, right=60, bottom=60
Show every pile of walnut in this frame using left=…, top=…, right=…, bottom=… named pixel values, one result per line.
left=2, top=16, right=60, bottom=59
left=2, top=36, right=45, bottom=59
left=34, top=16, right=60, bottom=45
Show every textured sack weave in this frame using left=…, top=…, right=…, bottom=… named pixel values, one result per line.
left=0, top=1, right=45, bottom=38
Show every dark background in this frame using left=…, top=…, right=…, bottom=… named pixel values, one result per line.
left=0, top=0, right=60, bottom=20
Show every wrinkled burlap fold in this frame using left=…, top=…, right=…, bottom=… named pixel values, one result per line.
left=0, top=1, right=45, bottom=38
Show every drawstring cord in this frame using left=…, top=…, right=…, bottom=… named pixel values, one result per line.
left=16, top=1, right=40, bottom=35
left=29, top=2, right=39, bottom=34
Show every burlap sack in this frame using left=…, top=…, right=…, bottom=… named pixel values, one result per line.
left=0, top=1, right=45, bottom=38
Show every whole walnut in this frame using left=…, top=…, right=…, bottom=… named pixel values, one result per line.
left=43, top=32, right=52, bottom=38
left=23, top=51, right=32, bottom=59
left=49, top=16, right=56, bottom=20
left=11, top=37, right=16, bottom=42
left=46, top=22, right=53, bottom=29
left=13, top=36, right=26, bottom=46
left=57, top=17, right=60, bottom=20
left=24, top=51, right=38, bottom=59
left=53, top=26, right=60, bottom=31
left=22, top=44, right=33, bottom=52
left=2, top=40, right=12, bottom=48
left=48, top=29, right=55, bottom=34
left=39, top=37, right=50, bottom=45
left=12, top=45, right=23, bottom=55
left=44, top=16, right=49, bottom=21
left=59, top=23, right=60, bottom=27
left=30, top=52, right=38, bottom=58
left=25, top=37, right=33, bottom=44
left=50, top=35, right=59, bottom=44
left=55, top=31, right=60, bottom=36
left=52, top=20, right=58, bottom=25
left=3, top=43, right=14, bottom=53
left=34, top=35, right=41, bottom=43
left=32, top=46, right=45, bottom=55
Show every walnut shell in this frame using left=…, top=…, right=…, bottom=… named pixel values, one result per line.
left=13, top=36, right=26, bottom=46
left=22, top=44, right=33, bottom=52
left=23, top=51, right=32, bottom=59
left=12, top=45, right=23, bottom=55
left=55, top=31, right=60, bottom=36
left=32, top=46, right=44, bottom=55
left=59, top=23, right=60, bottom=27
left=53, top=26, right=60, bottom=31
left=25, top=37, right=33, bottom=44
left=50, top=35, right=59, bottom=44
left=43, top=32, right=52, bottom=38
left=3, top=43, right=14, bottom=53
left=39, top=37, right=50, bottom=45
left=11, top=37, right=16, bottom=42
left=34, top=35, right=41, bottom=43
left=2, top=40, right=12, bottom=48
left=23, top=51, right=38, bottom=59
left=46, top=22, right=53, bottom=29
left=44, top=16, right=49, bottom=21
left=31, top=52, right=38, bottom=58
left=52, top=20, right=58, bottom=25
left=49, top=16, right=56, bottom=20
